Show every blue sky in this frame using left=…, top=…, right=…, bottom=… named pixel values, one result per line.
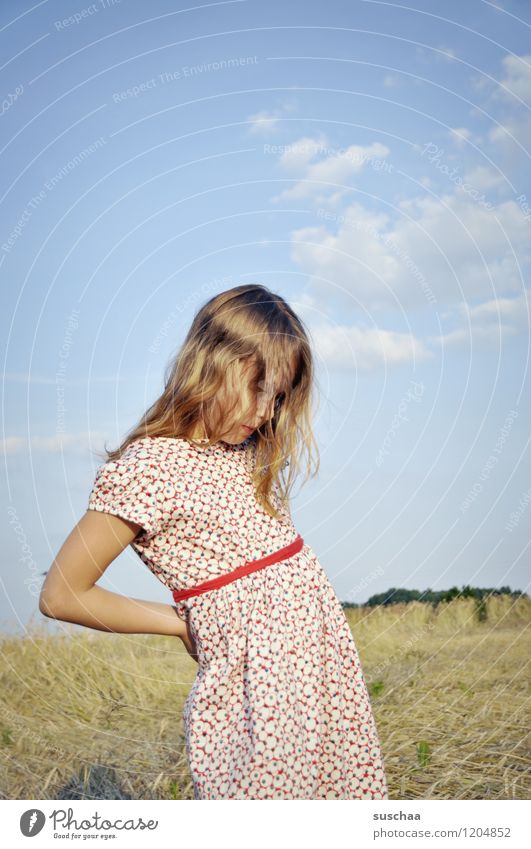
left=1, top=0, right=530, bottom=634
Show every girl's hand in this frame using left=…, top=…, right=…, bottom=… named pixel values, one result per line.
left=178, top=616, right=199, bottom=663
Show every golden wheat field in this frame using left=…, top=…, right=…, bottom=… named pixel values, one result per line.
left=0, top=595, right=529, bottom=800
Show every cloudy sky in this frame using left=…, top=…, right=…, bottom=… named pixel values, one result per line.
left=1, top=0, right=530, bottom=634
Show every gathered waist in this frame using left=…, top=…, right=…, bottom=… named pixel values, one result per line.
left=171, top=534, right=304, bottom=603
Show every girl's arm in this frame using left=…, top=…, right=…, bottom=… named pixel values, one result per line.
left=39, top=510, right=189, bottom=642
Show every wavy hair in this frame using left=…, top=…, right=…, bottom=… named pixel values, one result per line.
left=100, top=284, right=320, bottom=520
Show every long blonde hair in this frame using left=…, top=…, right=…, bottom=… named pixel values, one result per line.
left=99, top=284, right=320, bottom=520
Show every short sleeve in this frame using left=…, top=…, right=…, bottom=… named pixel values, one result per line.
left=87, top=439, right=166, bottom=540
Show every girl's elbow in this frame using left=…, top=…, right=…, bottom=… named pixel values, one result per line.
left=38, top=589, right=69, bottom=620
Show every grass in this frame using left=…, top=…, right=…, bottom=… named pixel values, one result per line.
left=0, top=594, right=529, bottom=800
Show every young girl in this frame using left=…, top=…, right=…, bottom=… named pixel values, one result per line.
left=40, top=284, right=389, bottom=801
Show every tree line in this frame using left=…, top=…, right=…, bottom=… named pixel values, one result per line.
left=342, top=585, right=527, bottom=609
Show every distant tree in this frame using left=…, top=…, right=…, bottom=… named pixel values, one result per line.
left=343, top=585, right=528, bottom=609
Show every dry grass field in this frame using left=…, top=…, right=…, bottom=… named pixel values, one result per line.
left=1, top=594, right=529, bottom=800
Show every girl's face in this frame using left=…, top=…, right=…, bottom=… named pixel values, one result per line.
left=217, top=358, right=283, bottom=444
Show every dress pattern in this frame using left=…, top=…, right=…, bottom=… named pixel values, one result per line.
left=87, top=435, right=389, bottom=800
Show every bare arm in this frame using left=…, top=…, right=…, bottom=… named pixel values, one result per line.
left=39, top=510, right=192, bottom=645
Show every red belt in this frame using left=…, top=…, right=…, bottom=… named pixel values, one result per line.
left=171, top=533, right=304, bottom=602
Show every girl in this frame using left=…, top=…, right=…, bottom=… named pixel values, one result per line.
left=40, top=284, right=389, bottom=801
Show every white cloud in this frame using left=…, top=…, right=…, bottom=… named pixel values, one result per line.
left=246, top=101, right=297, bottom=135
left=461, top=165, right=506, bottom=192
left=493, top=53, right=531, bottom=105
left=4, top=373, right=119, bottom=384
left=1, top=432, right=108, bottom=455
left=247, top=109, right=283, bottom=134
left=394, top=192, right=530, bottom=300
left=275, top=133, right=330, bottom=172
left=449, top=127, right=473, bottom=146
left=1, top=436, right=27, bottom=455
left=309, top=322, right=434, bottom=371
left=289, top=188, right=530, bottom=311
left=290, top=204, right=403, bottom=310
left=465, top=290, right=530, bottom=325
left=271, top=136, right=391, bottom=203
left=488, top=116, right=531, bottom=150
left=427, top=290, right=530, bottom=348
left=415, top=45, right=458, bottom=64
left=436, top=46, right=458, bottom=62
left=429, top=322, right=518, bottom=348
left=476, top=53, right=531, bottom=152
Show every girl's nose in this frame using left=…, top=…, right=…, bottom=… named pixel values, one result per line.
left=253, top=395, right=274, bottom=426
left=248, top=378, right=278, bottom=427
left=256, top=397, right=268, bottom=418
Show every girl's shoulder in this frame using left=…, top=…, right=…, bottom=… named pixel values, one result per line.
left=105, top=435, right=189, bottom=470
left=89, top=437, right=188, bottom=501
left=88, top=437, right=181, bottom=538
left=117, top=435, right=167, bottom=460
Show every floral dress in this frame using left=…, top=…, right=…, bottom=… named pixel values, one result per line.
left=87, top=435, right=389, bottom=800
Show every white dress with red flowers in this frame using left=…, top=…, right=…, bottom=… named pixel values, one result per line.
left=87, top=435, right=389, bottom=800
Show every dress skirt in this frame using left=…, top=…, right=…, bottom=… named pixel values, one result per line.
left=174, top=538, right=389, bottom=800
